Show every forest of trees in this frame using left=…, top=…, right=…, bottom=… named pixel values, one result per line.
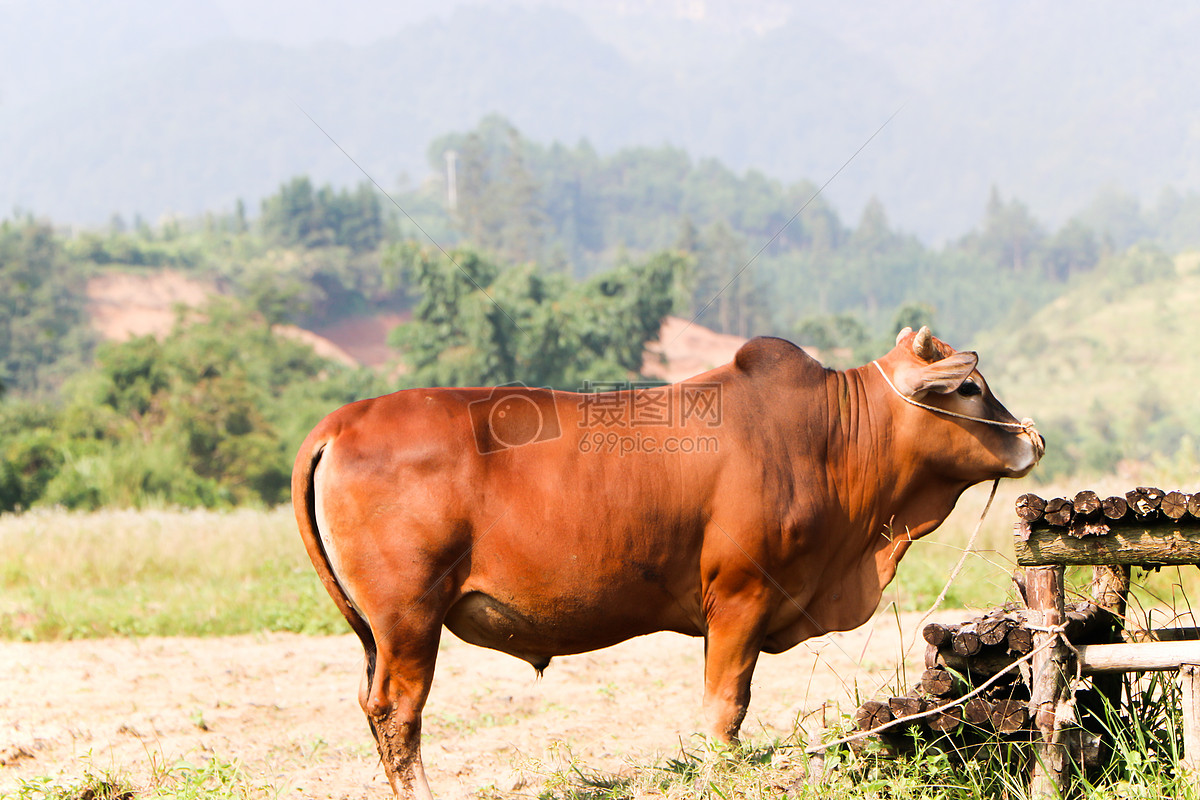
left=3, top=115, right=1198, bottom=510
left=420, top=115, right=1200, bottom=350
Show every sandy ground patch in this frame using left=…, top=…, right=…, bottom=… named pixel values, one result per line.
left=0, top=610, right=961, bottom=798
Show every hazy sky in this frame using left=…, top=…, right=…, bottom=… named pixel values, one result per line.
left=4, top=1, right=1198, bottom=241
left=205, top=1, right=793, bottom=46
left=208, top=0, right=456, bottom=45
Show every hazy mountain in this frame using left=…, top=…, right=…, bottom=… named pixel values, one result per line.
left=4, top=0, right=1200, bottom=242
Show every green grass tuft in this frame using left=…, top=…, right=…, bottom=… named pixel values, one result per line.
left=8, top=754, right=273, bottom=800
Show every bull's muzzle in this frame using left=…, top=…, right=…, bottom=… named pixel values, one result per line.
left=1019, top=418, right=1045, bottom=465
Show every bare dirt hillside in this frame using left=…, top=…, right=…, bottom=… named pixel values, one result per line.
left=273, top=325, right=361, bottom=367
left=83, top=271, right=388, bottom=368
left=642, top=316, right=839, bottom=383
left=0, top=611, right=956, bottom=798
left=641, top=316, right=748, bottom=383
left=85, top=270, right=218, bottom=342
left=310, top=313, right=410, bottom=369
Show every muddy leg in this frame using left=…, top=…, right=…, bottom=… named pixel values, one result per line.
left=372, top=706, right=432, bottom=800
left=361, top=618, right=441, bottom=800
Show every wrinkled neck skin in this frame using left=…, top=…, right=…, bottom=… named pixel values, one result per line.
left=818, top=363, right=972, bottom=614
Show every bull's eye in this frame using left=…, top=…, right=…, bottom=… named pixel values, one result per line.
left=957, top=381, right=982, bottom=398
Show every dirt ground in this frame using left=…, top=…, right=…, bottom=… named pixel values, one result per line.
left=0, top=611, right=960, bottom=798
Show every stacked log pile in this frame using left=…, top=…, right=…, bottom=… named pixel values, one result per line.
left=848, top=490, right=1163, bottom=752
left=846, top=487, right=1200, bottom=797
left=1014, top=487, right=1199, bottom=532
left=1014, top=487, right=1200, bottom=568
left=851, top=600, right=1117, bottom=747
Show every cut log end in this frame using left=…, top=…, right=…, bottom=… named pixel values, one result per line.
left=888, top=695, right=925, bottom=720
left=1162, top=491, right=1189, bottom=520
left=922, top=622, right=953, bottom=647
left=1016, top=493, right=1048, bottom=523
left=1187, top=493, right=1200, bottom=520
left=1126, top=486, right=1164, bottom=518
left=854, top=699, right=894, bottom=731
left=963, top=697, right=994, bottom=728
left=1102, top=495, right=1128, bottom=520
left=926, top=705, right=963, bottom=733
left=952, top=628, right=983, bottom=657
left=921, top=667, right=956, bottom=697
left=977, top=616, right=1013, bottom=646
left=1072, top=490, right=1101, bottom=518
left=1007, top=625, right=1034, bottom=655
left=990, top=698, right=1028, bottom=733
left=1043, top=497, right=1074, bottom=527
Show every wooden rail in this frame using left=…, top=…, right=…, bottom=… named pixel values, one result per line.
left=1079, top=640, right=1200, bottom=672
left=1015, top=523, right=1200, bottom=566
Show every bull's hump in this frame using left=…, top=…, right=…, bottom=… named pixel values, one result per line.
left=733, top=336, right=823, bottom=380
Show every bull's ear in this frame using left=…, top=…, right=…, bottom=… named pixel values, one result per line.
left=893, top=352, right=979, bottom=398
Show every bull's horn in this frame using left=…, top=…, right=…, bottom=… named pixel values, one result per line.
left=913, top=326, right=935, bottom=360
left=895, top=326, right=913, bottom=346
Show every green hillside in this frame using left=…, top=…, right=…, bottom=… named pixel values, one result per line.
left=977, top=248, right=1200, bottom=482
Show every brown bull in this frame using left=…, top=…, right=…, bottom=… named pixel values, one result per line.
left=292, top=326, right=1043, bottom=798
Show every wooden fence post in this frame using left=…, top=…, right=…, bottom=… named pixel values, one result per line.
left=1026, top=565, right=1070, bottom=798
left=1089, top=564, right=1129, bottom=746
left=1182, top=665, right=1200, bottom=785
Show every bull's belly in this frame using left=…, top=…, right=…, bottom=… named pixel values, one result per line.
left=443, top=588, right=699, bottom=668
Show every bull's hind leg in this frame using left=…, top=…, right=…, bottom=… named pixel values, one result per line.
left=361, top=612, right=442, bottom=800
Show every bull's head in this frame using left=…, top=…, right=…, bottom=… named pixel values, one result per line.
left=876, top=326, right=1044, bottom=480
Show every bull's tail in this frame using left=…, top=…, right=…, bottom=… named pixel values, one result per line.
left=292, top=434, right=374, bottom=652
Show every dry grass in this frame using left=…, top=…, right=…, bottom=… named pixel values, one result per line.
left=0, top=506, right=342, bottom=639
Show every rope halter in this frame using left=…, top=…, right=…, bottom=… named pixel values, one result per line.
left=872, top=360, right=1039, bottom=439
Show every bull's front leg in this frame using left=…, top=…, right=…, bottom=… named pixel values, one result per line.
left=701, top=586, right=772, bottom=743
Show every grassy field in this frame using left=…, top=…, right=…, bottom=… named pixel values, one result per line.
left=8, top=757, right=269, bottom=800
left=9, top=715, right=1197, bottom=800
